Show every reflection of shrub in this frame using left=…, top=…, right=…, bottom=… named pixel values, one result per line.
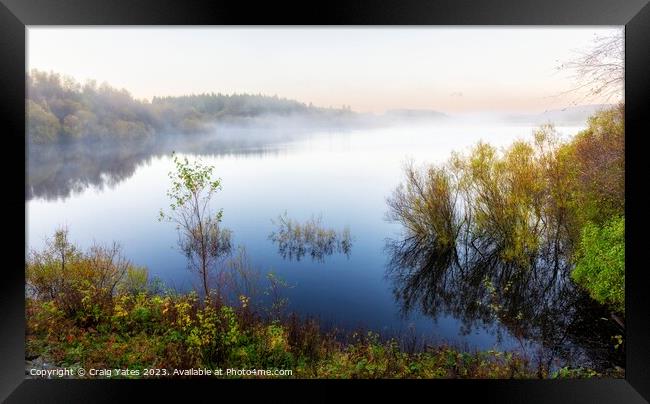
left=572, top=216, right=625, bottom=314
left=269, top=212, right=353, bottom=262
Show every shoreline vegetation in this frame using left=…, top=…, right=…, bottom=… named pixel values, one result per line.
left=26, top=70, right=624, bottom=379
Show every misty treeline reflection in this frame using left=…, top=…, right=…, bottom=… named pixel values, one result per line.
left=27, top=130, right=304, bottom=201
left=385, top=128, right=623, bottom=371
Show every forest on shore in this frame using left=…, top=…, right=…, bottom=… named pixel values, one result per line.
left=27, top=69, right=356, bottom=144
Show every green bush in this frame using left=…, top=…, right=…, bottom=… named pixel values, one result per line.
left=572, top=216, right=625, bottom=313
left=26, top=228, right=149, bottom=324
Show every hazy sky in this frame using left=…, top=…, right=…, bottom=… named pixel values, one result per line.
left=27, top=27, right=623, bottom=114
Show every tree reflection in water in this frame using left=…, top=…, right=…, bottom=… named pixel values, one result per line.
left=26, top=134, right=289, bottom=201
left=385, top=161, right=624, bottom=374
left=269, top=212, right=352, bottom=263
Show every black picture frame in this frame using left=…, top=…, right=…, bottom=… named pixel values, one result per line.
left=1, top=0, right=648, bottom=402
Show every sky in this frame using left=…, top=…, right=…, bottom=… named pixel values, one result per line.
left=27, top=27, right=623, bottom=114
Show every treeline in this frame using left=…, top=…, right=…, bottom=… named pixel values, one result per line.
left=27, top=70, right=354, bottom=144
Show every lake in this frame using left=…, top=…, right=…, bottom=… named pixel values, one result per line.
left=26, top=121, right=622, bottom=371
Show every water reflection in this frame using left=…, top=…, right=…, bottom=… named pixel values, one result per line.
left=269, top=212, right=353, bottom=262
left=385, top=229, right=624, bottom=373
left=26, top=133, right=295, bottom=201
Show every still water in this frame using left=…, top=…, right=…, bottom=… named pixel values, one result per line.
left=28, top=122, right=621, bottom=370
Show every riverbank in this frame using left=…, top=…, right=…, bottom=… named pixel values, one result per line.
left=25, top=293, right=621, bottom=379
